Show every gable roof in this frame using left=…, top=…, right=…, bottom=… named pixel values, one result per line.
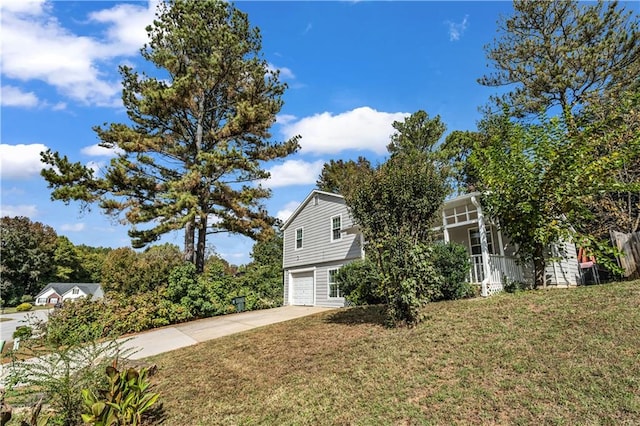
left=37, top=283, right=104, bottom=299
left=281, top=190, right=344, bottom=231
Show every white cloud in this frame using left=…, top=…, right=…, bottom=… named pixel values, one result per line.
left=280, top=107, right=408, bottom=155
left=0, top=143, right=48, bottom=179
left=81, top=144, right=123, bottom=157
left=267, top=63, right=295, bottom=80
left=1, top=85, right=39, bottom=107
left=86, top=161, right=105, bottom=176
left=0, top=0, right=48, bottom=15
left=88, top=1, right=157, bottom=56
left=0, top=1, right=155, bottom=106
left=0, top=204, right=38, bottom=218
left=276, top=114, right=297, bottom=125
left=262, top=159, right=324, bottom=188
left=446, top=15, right=468, bottom=41
left=60, top=223, right=86, bottom=232
left=277, top=201, right=301, bottom=222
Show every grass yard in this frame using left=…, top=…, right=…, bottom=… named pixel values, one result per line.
left=149, top=281, right=640, bottom=425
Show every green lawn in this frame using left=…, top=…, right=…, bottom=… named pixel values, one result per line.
left=149, top=280, right=640, bottom=425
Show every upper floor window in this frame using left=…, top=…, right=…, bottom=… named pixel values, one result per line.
left=72, top=288, right=80, bottom=295
left=295, top=227, right=303, bottom=249
left=331, top=215, right=342, bottom=241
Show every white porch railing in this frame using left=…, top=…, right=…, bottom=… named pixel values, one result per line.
left=470, top=254, right=524, bottom=294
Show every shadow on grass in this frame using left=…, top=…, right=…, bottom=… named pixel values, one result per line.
left=324, top=305, right=387, bottom=326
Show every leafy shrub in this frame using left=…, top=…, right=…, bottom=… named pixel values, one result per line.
left=431, top=242, right=474, bottom=300
left=13, top=325, right=33, bottom=340
left=379, top=237, right=443, bottom=326
left=46, top=296, right=111, bottom=346
left=81, top=365, right=160, bottom=426
left=16, top=302, right=33, bottom=312
left=504, top=278, right=532, bottom=293
left=335, top=259, right=383, bottom=306
left=20, top=294, right=34, bottom=304
left=4, top=333, right=131, bottom=426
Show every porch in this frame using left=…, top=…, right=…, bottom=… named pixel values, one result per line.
left=440, top=192, right=526, bottom=296
left=469, top=254, right=525, bottom=294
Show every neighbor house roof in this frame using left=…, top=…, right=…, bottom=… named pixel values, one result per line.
left=36, top=283, right=104, bottom=299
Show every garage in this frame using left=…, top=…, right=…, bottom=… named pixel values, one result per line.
left=291, top=271, right=314, bottom=305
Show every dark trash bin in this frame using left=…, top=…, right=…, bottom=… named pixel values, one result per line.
left=231, top=296, right=246, bottom=313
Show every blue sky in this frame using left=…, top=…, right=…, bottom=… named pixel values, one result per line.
left=1, top=0, right=516, bottom=264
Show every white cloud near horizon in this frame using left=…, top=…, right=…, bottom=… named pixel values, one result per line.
left=0, top=204, right=38, bottom=218
left=280, top=107, right=408, bottom=155
left=60, top=223, right=86, bottom=232
left=0, top=143, right=48, bottom=179
left=277, top=200, right=301, bottom=222
left=1, top=85, right=39, bottom=107
left=0, top=0, right=155, bottom=106
left=262, top=159, right=324, bottom=188
left=446, top=15, right=469, bottom=41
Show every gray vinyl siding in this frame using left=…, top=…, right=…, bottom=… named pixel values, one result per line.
left=282, top=192, right=362, bottom=307
left=283, top=193, right=362, bottom=269
left=545, top=241, right=580, bottom=286
left=283, top=260, right=349, bottom=307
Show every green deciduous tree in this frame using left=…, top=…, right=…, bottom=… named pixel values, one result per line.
left=41, top=0, right=299, bottom=273
left=578, top=91, right=640, bottom=240
left=236, top=227, right=284, bottom=308
left=344, top=112, right=449, bottom=326
left=101, top=244, right=183, bottom=295
left=316, top=157, right=373, bottom=196
left=387, top=110, right=446, bottom=157
left=53, top=236, right=81, bottom=282
left=1, top=216, right=58, bottom=304
left=479, top=0, right=639, bottom=118
left=470, top=110, right=636, bottom=288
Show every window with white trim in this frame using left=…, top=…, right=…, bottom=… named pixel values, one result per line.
left=469, top=227, right=494, bottom=255
left=295, top=228, right=303, bottom=249
left=328, top=268, right=340, bottom=298
left=331, top=215, right=342, bottom=241
left=72, top=288, right=80, bottom=295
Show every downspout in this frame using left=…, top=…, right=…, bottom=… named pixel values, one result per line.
left=442, top=209, right=450, bottom=243
left=472, top=196, right=491, bottom=297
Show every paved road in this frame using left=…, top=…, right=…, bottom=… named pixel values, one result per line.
left=0, top=310, right=52, bottom=343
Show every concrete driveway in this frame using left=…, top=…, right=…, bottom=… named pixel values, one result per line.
left=0, top=309, right=51, bottom=343
left=121, top=305, right=335, bottom=360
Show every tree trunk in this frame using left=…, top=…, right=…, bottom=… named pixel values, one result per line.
left=533, top=244, right=546, bottom=289
left=184, top=219, right=195, bottom=264
left=195, top=215, right=208, bottom=273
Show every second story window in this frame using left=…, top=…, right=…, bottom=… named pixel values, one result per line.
left=72, top=288, right=79, bottom=295
left=331, top=215, right=341, bottom=241
left=296, top=228, right=303, bottom=249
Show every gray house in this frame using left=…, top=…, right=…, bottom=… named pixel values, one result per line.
left=282, top=190, right=580, bottom=307
left=281, top=190, right=363, bottom=307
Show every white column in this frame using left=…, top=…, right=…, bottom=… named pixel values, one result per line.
left=471, top=196, right=491, bottom=297
left=442, top=209, right=450, bottom=243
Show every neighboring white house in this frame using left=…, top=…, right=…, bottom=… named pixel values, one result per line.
left=34, top=283, right=104, bottom=306
left=282, top=190, right=581, bottom=307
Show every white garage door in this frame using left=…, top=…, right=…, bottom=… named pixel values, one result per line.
left=291, top=271, right=314, bottom=306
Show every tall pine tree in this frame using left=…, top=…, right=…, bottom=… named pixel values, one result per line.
left=42, top=0, right=299, bottom=272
